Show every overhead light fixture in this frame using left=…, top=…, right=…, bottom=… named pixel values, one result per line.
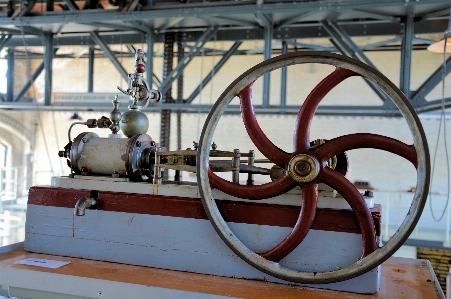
left=70, top=112, right=82, bottom=120
left=427, top=39, right=451, bottom=54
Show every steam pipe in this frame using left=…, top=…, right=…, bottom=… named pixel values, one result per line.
left=74, top=197, right=97, bottom=216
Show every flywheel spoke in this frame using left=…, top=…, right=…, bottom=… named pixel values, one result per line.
left=314, top=133, right=418, bottom=168
left=294, top=68, right=358, bottom=152
left=208, top=168, right=297, bottom=200
left=239, top=83, right=291, bottom=168
left=320, top=167, right=378, bottom=258
left=260, top=183, right=318, bottom=262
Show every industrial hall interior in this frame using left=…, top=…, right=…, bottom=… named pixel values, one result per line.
left=0, top=0, right=450, bottom=298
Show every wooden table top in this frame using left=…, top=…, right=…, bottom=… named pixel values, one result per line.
left=0, top=248, right=444, bottom=299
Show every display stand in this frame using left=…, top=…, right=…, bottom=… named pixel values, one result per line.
left=0, top=243, right=444, bottom=299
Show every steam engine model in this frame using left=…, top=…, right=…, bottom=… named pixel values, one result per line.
left=25, top=49, right=430, bottom=294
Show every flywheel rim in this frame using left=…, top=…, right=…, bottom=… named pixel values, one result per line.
left=197, top=51, right=430, bottom=284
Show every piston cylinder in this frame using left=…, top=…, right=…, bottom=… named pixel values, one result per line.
left=70, top=132, right=130, bottom=175
left=69, top=132, right=155, bottom=178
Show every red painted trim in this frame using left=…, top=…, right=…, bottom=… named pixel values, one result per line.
left=28, top=186, right=381, bottom=236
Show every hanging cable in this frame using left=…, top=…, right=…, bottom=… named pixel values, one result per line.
left=429, top=4, right=451, bottom=222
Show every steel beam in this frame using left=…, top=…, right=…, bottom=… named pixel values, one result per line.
left=146, top=32, right=158, bottom=88
left=15, top=64, right=44, bottom=102
left=90, top=31, right=128, bottom=80
left=17, top=26, right=43, bottom=36
left=3, top=18, right=449, bottom=48
left=349, top=9, right=399, bottom=21
left=127, top=21, right=153, bottom=34
left=186, top=41, right=242, bottom=104
left=400, top=15, right=414, bottom=98
left=159, top=27, right=218, bottom=95
left=0, top=27, right=23, bottom=35
left=256, top=12, right=273, bottom=107
left=286, top=40, right=335, bottom=52
left=322, top=20, right=390, bottom=103
left=1, top=0, right=446, bottom=26
left=6, top=48, right=14, bottom=102
left=14, top=48, right=58, bottom=102
left=0, top=102, right=406, bottom=117
left=421, top=7, right=450, bottom=19
left=413, top=37, right=436, bottom=45
left=46, top=0, right=54, bottom=12
left=156, top=17, right=184, bottom=33
left=0, top=34, right=12, bottom=52
left=83, top=22, right=145, bottom=32
left=360, top=36, right=402, bottom=50
left=276, top=11, right=321, bottom=28
left=414, top=97, right=451, bottom=114
left=64, top=0, right=78, bottom=11
left=88, top=46, right=94, bottom=92
left=11, top=0, right=36, bottom=19
left=205, top=16, right=255, bottom=27
left=44, top=33, right=54, bottom=105
left=3, top=99, right=451, bottom=117
left=326, top=21, right=378, bottom=69
left=411, top=56, right=451, bottom=104
left=122, top=0, right=140, bottom=12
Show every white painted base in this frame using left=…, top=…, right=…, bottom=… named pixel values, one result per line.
left=25, top=204, right=380, bottom=294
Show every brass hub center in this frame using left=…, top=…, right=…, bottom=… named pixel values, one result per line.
left=288, top=154, right=320, bottom=183
left=294, top=161, right=311, bottom=176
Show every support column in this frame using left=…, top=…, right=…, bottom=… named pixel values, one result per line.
left=175, top=32, right=184, bottom=182
left=146, top=32, right=155, bottom=88
left=160, top=32, right=175, bottom=181
left=281, top=40, right=288, bottom=106
left=44, top=33, right=54, bottom=106
left=400, top=14, right=414, bottom=99
left=88, top=46, right=94, bottom=92
left=262, top=17, right=273, bottom=107
left=6, top=48, right=14, bottom=102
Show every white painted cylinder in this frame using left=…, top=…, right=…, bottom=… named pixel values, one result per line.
left=77, top=137, right=129, bottom=175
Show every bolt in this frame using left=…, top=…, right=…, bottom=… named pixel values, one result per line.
left=172, top=158, right=178, bottom=163
left=295, top=161, right=311, bottom=176
left=112, top=171, right=120, bottom=178
left=136, top=141, right=141, bottom=147
left=81, top=167, right=89, bottom=176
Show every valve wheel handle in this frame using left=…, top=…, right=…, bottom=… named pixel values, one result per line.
left=197, top=51, right=430, bottom=284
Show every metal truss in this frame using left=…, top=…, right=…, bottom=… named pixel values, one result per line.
left=0, top=0, right=451, bottom=116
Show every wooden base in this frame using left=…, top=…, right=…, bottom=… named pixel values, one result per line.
left=25, top=185, right=382, bottom=294
left=0, top=244, right=444, bottom=299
